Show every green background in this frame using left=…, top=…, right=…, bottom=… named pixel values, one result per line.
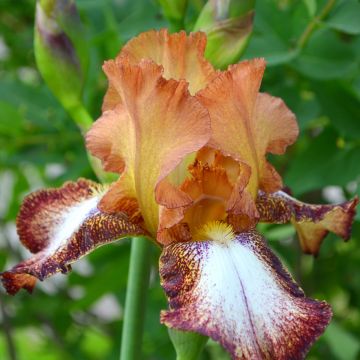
left=0, top=0, right=359, bottom=359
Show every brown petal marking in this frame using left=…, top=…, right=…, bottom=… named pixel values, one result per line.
left=1, top=179, right=146, bottom=295
left=157, top=222, right=193, bottom=246
left=160, top=231, right=331, bottom=360
left=256, top=190, right=359, bottom=256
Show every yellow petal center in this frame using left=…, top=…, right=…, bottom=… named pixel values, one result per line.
left=194, top=221, right=235, bottom=246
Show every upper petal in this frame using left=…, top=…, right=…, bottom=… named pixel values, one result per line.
left=1, top=179, right=146, bottom=295
left=197, top=60, right=298, bottom=227
left=256, top=190, right=358, bottom=255
left=160, top=229, right=331, bottom=360
left=115, top=29, right=217, bottom=97
left=86, top=59, right=211, bottom=234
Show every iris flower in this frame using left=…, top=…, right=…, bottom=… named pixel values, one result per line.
left=1, top=30, right=358, bottom=359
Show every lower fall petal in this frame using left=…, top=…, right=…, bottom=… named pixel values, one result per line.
left=1, top=179, right=146, bottom=295
left=159, top=230, right=331, bottom=360
left=256, top=190, right=358, bottom=255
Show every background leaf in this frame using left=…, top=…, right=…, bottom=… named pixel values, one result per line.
left=0, top=0, right=359, bottom=359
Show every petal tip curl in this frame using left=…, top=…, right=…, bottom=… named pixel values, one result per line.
left=257, top=191, right=359, bottom=256
left=1, top=179, right=146, bottom=295
left=0, top=272, right=37, bottom=296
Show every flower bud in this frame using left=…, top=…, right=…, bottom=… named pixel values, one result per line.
left=34, top=0, right=88, bottom=113
left=194, top=0, right=254, bottom=69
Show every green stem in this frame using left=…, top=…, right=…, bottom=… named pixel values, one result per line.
left=0, top=295, right=17, bottom=360
left=120, top=236, right=152, bottom=360
left=67, top=102, right=93, bottom=134
left=297, top=0, right=336, bottom=49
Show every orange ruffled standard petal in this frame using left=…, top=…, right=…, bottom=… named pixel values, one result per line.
left=256, top=190, right=358, bottom=255
left=102, top=29, right=217, bottom=111
left=1, top=179, right=146, bottom=295
left=197, top=59, right=299, bottom=229
left=119, top=29, right=216, bottom=95
left=160, top=229, right=331, bottom=360
left=87, top=59, right=211, bottom=234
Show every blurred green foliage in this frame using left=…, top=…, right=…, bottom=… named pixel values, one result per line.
left=0, top=0, right=359, bottom=359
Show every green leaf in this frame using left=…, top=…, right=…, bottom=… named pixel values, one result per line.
left=311, top=81, right=360, bottom=138
left=0, top=101, right=24, bottom=136
left=326, top=0, right=360, bottom=35
left=262, top=224, right=296, bottom=242
left=158, top=0, right=188, bottom=31
left=285, top=127, right=360, bottom=195
left=303, top=0, right=317, bottom=17
left=168, top=328, right=208, bottom=360
left=242, top=0, right=307, bottom=66
left=324, top=321, right=360, bottom=360
left=292, top=29, right=357, bottom=80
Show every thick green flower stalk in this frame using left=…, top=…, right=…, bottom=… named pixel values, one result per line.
left=35, top=0, right=90, bottom=132
left=194, top=0, right=255, bottom=69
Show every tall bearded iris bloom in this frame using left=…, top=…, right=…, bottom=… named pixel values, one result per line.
left=1, top=30, right=358, bottom=359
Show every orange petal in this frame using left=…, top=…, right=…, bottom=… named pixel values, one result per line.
left=160, top=229, right=331, bottom=359
left=87, top=59, right=211, bottom=234
left=1, top=179, right=146, bottom=295
left=181, top=163, right=233, bottom=231
left=158, top=161, right=234, bottom=246
left=157, top=223, right=192, bottom=246
left=196, top=147, right=258, bottom=231
left=102, top=82, right=122, bottom=112
left=98, top=178, right=141, bottom=218
left=197, top=60, right=298, bottom=227
left=256, top=190, right=359, bottom=255
left=227, top=188, right=260, bottom=231
left=116, top=29, right=217, bottom=96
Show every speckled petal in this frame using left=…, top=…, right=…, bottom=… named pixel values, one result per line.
left=256, top=190, right=358, bottom=255
left=1, top=179, right=146, bottom=295
left=160, top=230, right=331, bottom=360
